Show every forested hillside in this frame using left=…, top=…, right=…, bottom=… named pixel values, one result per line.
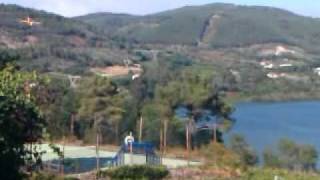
left=2, top=3, right=320, bottom=102
left=77, top=3, right=320, bottom=51
left=0, top=4, right=129, bottom=74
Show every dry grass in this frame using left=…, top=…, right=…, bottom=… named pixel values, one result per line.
left=91, top=65, right=142, bottom=77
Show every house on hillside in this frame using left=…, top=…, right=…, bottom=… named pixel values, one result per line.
left=314, top=67, right=320, bottom=76
left=275, top=46, right=296, bottom=56
left=267, top=72, right=287, bottom=79
left=279, top=63, right=293, bottom=67
left=260, top=61, right=274, bottom=69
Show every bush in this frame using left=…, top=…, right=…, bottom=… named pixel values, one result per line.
left=263, top=138, right=318, bottom=171
left=101, top=165, right=169, bottom=180
left=241, top=168, right=320, bottom=180
left=199, top=142, right=242, bottom=169
left=229, top=134, right=258, bottom=166
left=29, top=173, right=78, bottom=180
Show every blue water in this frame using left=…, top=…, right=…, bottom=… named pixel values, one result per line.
left=227, top=101, right=320, bottom=165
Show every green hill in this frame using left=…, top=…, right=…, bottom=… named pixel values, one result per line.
left=0, top=4, right=128, bottom=74
left=76, top=3, right=320, bottom=52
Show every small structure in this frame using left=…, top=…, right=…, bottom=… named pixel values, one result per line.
left=275, top=46, right=295, bottom=56
left=267, top=72, right=286, bottom=79
left=260, top=61, right=274, bottom=69
left=314, top=67, right=320, bottom=76
left=110, top=133, right=160, bottom=166
left=68, top=75, right=81, bottom=88
left=279, top=63, right=293, bottom=67
left=132, top=74, right=141, bottom=80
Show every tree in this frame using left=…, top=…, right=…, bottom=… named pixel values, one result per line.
left=229, top=134, right=258, bottom=166
left=0, top=97, right=44, bottom=179
left=0, top=53, right=45, bottom=179
left=263, top=138, right=318, bottom=171
left=0, top=49, right=18, bottom=69
left=77, top=76, right=126, bottom=144
left=152, top=69, right=235, bottom=148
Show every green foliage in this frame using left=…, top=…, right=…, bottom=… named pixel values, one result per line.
left=0, top=96, right=45, bottom=179
left=0, top=53, right=45, bottom=179
left=200, top=142, right=242, bottom=169
left=29, top=173, right=78, bottom=180
left=101, top=165, right=169, bottom=180
left=77, top=76, right=129, bottom=144
left=229, top=134, right=258, bottom=166
left=241, top=168, right=320, bottom=180
left=79, top=3, right=320, bottom=51
left=0, top=49, right=19, bottom=69
left=263, top=138, right=318, bottom=171
left=0, top=4, right=119, bottom=73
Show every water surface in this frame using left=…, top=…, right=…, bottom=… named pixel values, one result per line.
left=227, top=101, right=320, bottom=164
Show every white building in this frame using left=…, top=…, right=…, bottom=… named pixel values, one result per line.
left=279, top=64, right=293, bottom=67
left=267, top=72, right=279, bottom=79
left=314, top=67, right=320, bottom=76
left=260, top=61, right=274, bottom=69
left=275, top=46, right=296, bottom=56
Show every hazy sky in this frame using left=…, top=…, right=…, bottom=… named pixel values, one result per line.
left=1, top=0, right=319, bottom=18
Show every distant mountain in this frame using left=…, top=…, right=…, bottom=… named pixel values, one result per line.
left=0, top=4, right=128, bottom=74
left=2, top=3, right=320, bottom=74
left=76, top=3, right=320, bottom=52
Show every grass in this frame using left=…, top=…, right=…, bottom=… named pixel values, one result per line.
left=241, top=168, right=320, bottom=180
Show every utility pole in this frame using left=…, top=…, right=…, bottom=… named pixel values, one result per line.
left=186, top=117, right=192, bottom=166
left=212, top=122, right=217, bottom=167
left=159, top=120, right=163, bottom=165
left=163, top=119, right=168, bottom=154
left=186, top=123, right=190, bottom=166
left=139, top=115, right=143, bottom=142
left=61, top=136, right=66, bottom=176
left=70, top=113, right=75, bottom=136
left=95, top=114, right=100, bottom=179
left=213, top=123, right=217, bottom=143
left=96, top=128, right=100, bottom=179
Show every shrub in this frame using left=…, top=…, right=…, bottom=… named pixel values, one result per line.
left=241, top=168, right=320, bottom=180
left=229, top=134, right=258, bottom=166
left=199, top=142, right=242, bottom=169
left=101, top=165, right=169, bottom=180
left=29, top=173, right=78, bottom=180
left=263, top=138, right=318, bottom=171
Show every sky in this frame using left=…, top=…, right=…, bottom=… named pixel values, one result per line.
left=1, top=0, right=319, bottom=18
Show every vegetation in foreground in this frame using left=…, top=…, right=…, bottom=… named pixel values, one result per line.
left=100, top=165, right=169, bottom=180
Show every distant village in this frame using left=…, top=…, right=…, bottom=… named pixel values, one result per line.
left=257, top=45, right=320, bottom=79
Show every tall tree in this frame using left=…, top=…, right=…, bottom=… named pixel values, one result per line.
left=77, top=76, right=127, bottom=144
left=229, top=134, right=258, bottom=166
left=263, top=138, right=318, bottom=171
left=0, top=52, right=45, bottom=179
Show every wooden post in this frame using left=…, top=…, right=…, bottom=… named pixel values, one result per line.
left=186, top=120, right=191, bottom=166
left=159, top=121, right=163, bottom=164
left=213, top=124, right=217, bottom=143
left=130, top=141, right=133, bottom=165
left=139, top=116, right=143, bottom=142
left=163, top=119, right=168, bottom=154
left=61, top=136, right=66, bottom=175
left=96, top=130, right=100, bottom=179
left=212, top=124, right=217, bottom=167
left=70, top=113, right=75, bottom=136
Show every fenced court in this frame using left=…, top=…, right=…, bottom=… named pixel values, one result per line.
left=39, top=143, right=200, bottom=174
